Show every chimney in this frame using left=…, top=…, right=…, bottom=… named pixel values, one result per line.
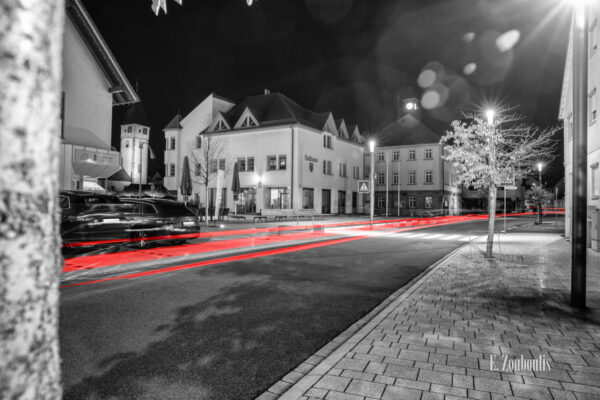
left=264, top=89, right=270, bottom=95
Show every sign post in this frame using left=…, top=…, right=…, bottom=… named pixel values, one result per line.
left=358, top=180, right=371, bottom=226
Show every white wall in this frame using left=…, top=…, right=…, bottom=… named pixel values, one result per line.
left=62, top=17, right=113, bottom=150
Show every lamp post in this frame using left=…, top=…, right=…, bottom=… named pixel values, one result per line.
left=486, top=109, right=504, bottom=232
left=537, top=162, right=543, bottom=187
left=369, top=140, right=375, bottom=228
left=571, top=0, right=589, bottom=308
left=138, top=142, right=145, bottom=198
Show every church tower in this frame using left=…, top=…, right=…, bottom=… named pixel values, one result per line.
left=120, top=102, right=150, bottom=184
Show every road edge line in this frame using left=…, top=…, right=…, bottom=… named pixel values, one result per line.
left=260, top=239, right=476, bottom=400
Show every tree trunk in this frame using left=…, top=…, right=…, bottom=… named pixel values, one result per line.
left=205, top=185, right=210, bottom=226
left=537, top=202, right=542, bottom=224
left=486, top=185, right=497, bottom=258
left=0, top=1, right=64, bottom=399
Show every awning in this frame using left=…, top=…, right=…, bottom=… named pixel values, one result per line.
left=82, top=180, right=106, bottom=192
left=72, top=148, right=120, bottom=179
left=108, top=167, right=131, bottom=182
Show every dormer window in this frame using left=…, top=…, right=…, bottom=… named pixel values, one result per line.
left=240, top=115, right=257, bottom=128
left=323, top=134, right=333, bottom=149
left=214, top=120, right=227, bottom=131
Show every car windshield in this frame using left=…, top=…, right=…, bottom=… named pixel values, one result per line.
left=84, top=203, right=135, bottom=214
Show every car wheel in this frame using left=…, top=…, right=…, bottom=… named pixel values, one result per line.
left=135, top=231, right=148, bottom=248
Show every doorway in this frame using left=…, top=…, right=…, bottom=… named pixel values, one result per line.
left=338, top=190, right=346, bottom=214
left=322, top=189, right=331, bottom=214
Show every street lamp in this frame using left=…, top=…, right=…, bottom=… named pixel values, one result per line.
left=569, top=0, right=589, bottom=308
left=369, top=139, right=375, bottom=228
left=485, top=109, right=495, bottom=126
left=537, top=162, right=543, bottom=187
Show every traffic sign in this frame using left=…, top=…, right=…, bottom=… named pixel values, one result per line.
left=358, top=180, right=370, bottom=193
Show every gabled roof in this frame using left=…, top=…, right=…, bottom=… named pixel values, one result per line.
left=379, top=115, right=442, bottom=146
left=66, top=0, right=138, bottom=105
left=163, top=113, right=182, bottom=130
left=206, top=92, right=363, bottom=143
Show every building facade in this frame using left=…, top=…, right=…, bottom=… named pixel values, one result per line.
left=164, top=92, right=367, bottom=214
left=60, top=0, right=138, bottom=191
left=120, top=104, right=151, bottom=185
left=559, top=3, right=600, bottom=242
left=368, top=116, right=461, bottom=216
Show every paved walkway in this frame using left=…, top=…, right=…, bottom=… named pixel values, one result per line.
left=260, top=233, right=600, bottom=400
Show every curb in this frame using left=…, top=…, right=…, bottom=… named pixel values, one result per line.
left=257, top=239, right=476, bottom=400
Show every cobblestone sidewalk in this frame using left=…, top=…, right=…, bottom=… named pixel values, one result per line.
left=264, top=233, right=600, bottom=400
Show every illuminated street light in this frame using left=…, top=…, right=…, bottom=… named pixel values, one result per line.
left=486, top=109, right=495, bottom=126
left=537, top=162, right=543, bottom=187
left=404, top=98, right=419, bottom=112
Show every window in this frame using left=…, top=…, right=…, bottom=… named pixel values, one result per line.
left=323, top=135, right=332, bottom=149
left=409, top=171, right=416, bottom=185
left=170, top=137, right=176, bottom=150
left=339, top=163, right=347, bottom=177
left=267, top=156, right=277, bottom=171
left=590, top=18, right=598, bottom=58
left=278, top=155, right=287, bottom=170
left=247, top=157, right=255, bottom=171
left=264, top=187, right=289, bottom=209
left=218, top=159, right=225, bottom=171
left=408, top=196, right=416, bottom=208
left=409, top=149, right=416, bottom=160
left=425, top=170, right=433, bottom=184
left=143, top=128, right=148, bottom=135
left=214, top=120, right=227, bottom=131
left=170, top=163, right=175, bottom=176
left=238, top=157, right=246, bottom=171
left=592, top=163, right=600, bottom=199
left=589, top=89, right=597, bottom=124
left=323, top=160, right=332, bottom=175
left=393, top=172, right=399, bottom=185
left=302, top=188, right=314, bottom=209
left=196, top=136, right=202, bottom=148
left=127, top=126, right=132, bottom=133
left=377, top=196, right=385, bottom=208
left=210, top=160, right=217, bottom=173
left=425, top=148, right=432, bottom=159
left=378, top=152, right=385, bottom=162
left=425, top=196, right=433, bottom=209
left=392, top=151, right=400, bottom=161
left=240, top=115, right=257, bottom=128
left=353, top=166, right=360, bottom=179
left=378, top=173, right=385, bottom=185
left=195, top=163, right=201, bottom=176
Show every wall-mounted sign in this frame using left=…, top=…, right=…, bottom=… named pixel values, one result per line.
left=74, top=149, right=119, bottom=166
left=304, top=155, right=318, bottom=163
left=358, top=180, right=370, bottom=193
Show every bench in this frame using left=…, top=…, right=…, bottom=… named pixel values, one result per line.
left=229, top=215, right=246, bottom=222
left=260, top=209, right=319, bottom=222
left=253, top=216, right=268, bottom=223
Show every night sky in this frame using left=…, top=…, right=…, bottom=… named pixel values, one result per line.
left=81, top=0, right=571, bottom=185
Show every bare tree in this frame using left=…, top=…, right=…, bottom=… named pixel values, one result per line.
left=440, top=111, right=558, bottom=258
left=0, top=2, right=64, bottom=399
left=188, top=135, right=230, bottom=224
left=527, top=185, right=553, bottom=225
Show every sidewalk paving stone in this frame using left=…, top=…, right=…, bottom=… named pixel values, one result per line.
left=260, top=233, right=600, bottom=400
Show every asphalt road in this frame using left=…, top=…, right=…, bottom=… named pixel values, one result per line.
left=59, top=217, right=538, bottom=400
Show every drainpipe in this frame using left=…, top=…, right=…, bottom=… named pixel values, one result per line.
left=290, top=126, right=294, bottom=209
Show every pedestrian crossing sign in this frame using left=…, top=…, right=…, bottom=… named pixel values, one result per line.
left=358, top=180, right=370, bottom=193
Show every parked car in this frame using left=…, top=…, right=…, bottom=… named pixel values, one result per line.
left=59, top=190, right=121, bottom=220
left=61, top=198, right=202, bottom=248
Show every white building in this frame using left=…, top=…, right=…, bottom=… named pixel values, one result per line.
left=559, top=4, right=600, bottom=244
left=164, top=92, right=367, bottom=214
left=369, top=116, right=461, bottom=215
left=60, top=0, right=138, bottom=191
left=119, top=103, right=151, bottom=185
